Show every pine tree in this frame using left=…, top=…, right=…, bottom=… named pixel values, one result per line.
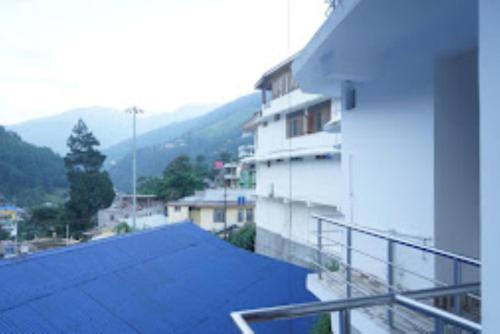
left=64, top=120, right=115, bottom=234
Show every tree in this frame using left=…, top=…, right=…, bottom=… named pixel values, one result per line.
left=64, top=120, right=115, bottom=235
left=218, top=151, right=232, bottom=163
left=19, top=206, right=65, bottom=240
left=0, top=228, right=10, bottom=241
left=194, top=154, right=209, bottom=180
left=137, top=176, right=163, bottom=195
left=158, top=155, right=203, bottom=201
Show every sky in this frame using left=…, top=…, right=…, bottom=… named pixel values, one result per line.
left=0, top=0, right=327, bottom=125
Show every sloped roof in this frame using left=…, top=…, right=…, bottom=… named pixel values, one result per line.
left=0, top=223, right=316, bottom=333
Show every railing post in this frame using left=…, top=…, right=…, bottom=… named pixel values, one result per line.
left=317, top=218, right=323, bottom=279
left=453, top=259, right=462, bottom=316
left=387, top=240, right=395, bottom=328
left=346, top=227, right=352, bottom=298
left=435, top=317, right=444, bottom=334
left=339, top=310, right=351, bottom=334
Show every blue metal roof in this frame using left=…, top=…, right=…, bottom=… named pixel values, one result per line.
left=0, top=223, right=317, bottom=333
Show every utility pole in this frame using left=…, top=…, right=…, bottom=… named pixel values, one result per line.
left=126, top=106, right=144, bottom=230
left=223, top=179, right=228, bottom=239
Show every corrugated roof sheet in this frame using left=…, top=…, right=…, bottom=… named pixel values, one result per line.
left=0, top=223, right=316, bottom=333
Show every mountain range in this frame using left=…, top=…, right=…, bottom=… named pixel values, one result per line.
left=7, top=104, right=218, bottom=154
left=106, top=93, right=260, bottom=191
left=0, top=126, right=67, bottom=207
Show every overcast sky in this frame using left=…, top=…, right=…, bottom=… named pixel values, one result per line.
left=0, top=0, right=326, bottom=125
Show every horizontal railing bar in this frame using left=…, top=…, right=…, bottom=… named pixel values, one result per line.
left=311, top=261, right=440, bottom=332
left=318, top=235, right=450, bottom=288
left=312, top=214, right=481, bottom=267
left=234, top=283, right=479, bottom=323
left=395, top=295, right=482, bottom=332
left=237, top=294, right=393, bottom=323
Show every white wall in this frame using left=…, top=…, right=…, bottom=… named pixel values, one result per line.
left=255, top=196, right=340, bottom=250
left=256, top=157, right=342, bottom=207
left=262, top=90, right=322, bottom=118
left=341, top=47, right=435, bottom=289
left=480, top=1, right=500, bottom=331
left=434, top=51, right=480, bottom=284
left=167, top=205, right=190, bottom=223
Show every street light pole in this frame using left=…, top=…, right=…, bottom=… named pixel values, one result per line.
left=126, top=106, right=144, bottom=230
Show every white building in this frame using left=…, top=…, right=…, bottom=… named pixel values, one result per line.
left=232, top=1, right=497, bottom=333
left=245, top=55, right=343, bottom=265
left=97, top=194, right=166, bottom=231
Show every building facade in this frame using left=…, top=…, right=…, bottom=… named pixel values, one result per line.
left=97, top=194, right=166, bottom=231
left=166, top=188, right=255, bottom=232
left=245, top=57, right=343, bottom=266
left=286, top=0, right=483, bottom=332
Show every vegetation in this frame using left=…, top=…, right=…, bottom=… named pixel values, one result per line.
left=114, top=222, right=133, bottom=234
left=18, top=206, right=66, bottom=240
left=227, top=224, right=256, bottom=252
left=310, top=314, right=331, bottom=334
left=0, top=228, right=11, bottom=241
left=64, top=120, right=115, bottom=236
left=0, top=126, right=67, bottom=206
left=107, top=93, right=260, bottom=191
left=327, top=259, right=340, bottom=272
left=138, top=155, right=205, bottom=201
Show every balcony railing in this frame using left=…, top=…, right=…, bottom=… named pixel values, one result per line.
left=231, top=215, right=481, bottom=334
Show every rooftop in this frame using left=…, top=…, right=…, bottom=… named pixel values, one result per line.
left=0, top=223, right=316, bottom=333
left=168, top=188, right=255, bottom=208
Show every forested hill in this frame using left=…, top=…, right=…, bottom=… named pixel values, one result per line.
left=107, top=92, right=260, bottom=191
left=0, top=126, right=67, bottom=206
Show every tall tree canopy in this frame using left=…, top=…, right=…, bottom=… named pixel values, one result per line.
left=159, top=155, right=204, bottom=201
left=64, top=120, right=115, bottom=234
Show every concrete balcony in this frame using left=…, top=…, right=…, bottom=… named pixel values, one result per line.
left=262, top=90, right=323, bottom=118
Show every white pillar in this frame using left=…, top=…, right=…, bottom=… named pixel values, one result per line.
left=480, top=0, right=500, bottom=331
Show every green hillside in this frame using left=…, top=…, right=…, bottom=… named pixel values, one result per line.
left=0, top=126, right=67, bottom=206
left=108, top=93, right=260, bottom=191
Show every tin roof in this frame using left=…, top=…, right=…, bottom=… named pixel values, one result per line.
left=0, top=222, right=316, bottom=333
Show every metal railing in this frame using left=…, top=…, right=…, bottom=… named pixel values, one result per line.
left=231, top=283, right=481, bottom=334
left=231, top=215, right=481, bottom=334
left=313, top=214, right=481, bottom=327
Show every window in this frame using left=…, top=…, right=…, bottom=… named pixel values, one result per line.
left=307, top=100, right=332, bottom=134
left=238, top=209, right=245, bottom=223
left=246, top=208, right=254, bottom=222
left=213, top=208, right=225, bottom=223
left=286, top=110, right=305, bottom=138
left=274, top=113, right=281, bottom=122
left=174, top=206, right=181, bottom=212
left=345, top=87, right=356, bottom=110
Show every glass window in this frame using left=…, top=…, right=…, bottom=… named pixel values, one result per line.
left=246, top=208, right=254, bottom=222
left=174, top=206, right=181, bottom=212
left=213, top=208, right=225, bottom=223
left=286, top=110, right=304, bottom=138
left=238, top=209, right=245, bottom=223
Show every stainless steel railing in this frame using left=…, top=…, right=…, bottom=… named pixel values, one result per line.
left=231, top=214, right=481, bottom=334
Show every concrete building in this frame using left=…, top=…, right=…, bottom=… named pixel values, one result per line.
left=244, top=55, right=342, bottom=265
left=97, top=194, right=166, bottom=231
left=0, top=205, right=22, bottom=238
left=166, top=188, right=255, bottom=232
left=231, top=1, right=495, bottom=334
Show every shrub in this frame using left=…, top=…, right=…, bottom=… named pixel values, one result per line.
left=228, top=223, right=256, bottom=251
left=310, top=314, right=331, bottom=334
